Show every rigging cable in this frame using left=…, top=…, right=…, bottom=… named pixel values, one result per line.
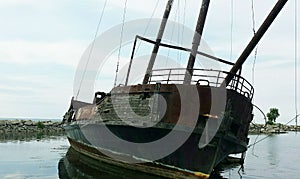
left=76, top=0, right=108, bottom=99
left=114, top=0, right=128, bottom=87
left=295, top=0, right=298, bottom=128
left=166, top=2, right=178, bottom=64
left=230, top=0, right=233, bottom=61
left=178, top=0, right=186, bottom=81
left=248, top=114, right=300, bottom=148
left=251, top=0, right=258, bottom=88
left=179, top=0, right=187, bottom=65
left=176, top=0, right=181, bottom=81
left=176, top=0, right=181, bottom=62
left=250, top=0, right=299, bottom=148
left=136, top=0, right=160, bottom=54
left=250, top=104, right=267, bottom=156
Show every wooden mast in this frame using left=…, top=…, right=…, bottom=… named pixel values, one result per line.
left=142, top=0, right=174, bottom=85
left=183, top=0, right=210, bottom=84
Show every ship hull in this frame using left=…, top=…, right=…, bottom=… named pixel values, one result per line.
left=65, top=137, right=209, bottom=179
left=59, top=147, right=196, bottom=179
left=64, top=121, right=248, bottom=177
left=63, top=83, right=253, bottom=177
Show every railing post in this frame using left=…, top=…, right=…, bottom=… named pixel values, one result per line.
left=216, top=71, right=221, bottom=87
left=241, top=78, right=245, bottom=94
left=149, top=71, right=152, bottom=84
left=167, top=69, right=172, bottom=84
left=125, top=36, right=138, bottom=86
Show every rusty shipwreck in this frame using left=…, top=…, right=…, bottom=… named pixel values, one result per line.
left=62, top=0, right=288, bottom=178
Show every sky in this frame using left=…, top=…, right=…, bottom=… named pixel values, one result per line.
left=0, top=0, right=299, bottom=124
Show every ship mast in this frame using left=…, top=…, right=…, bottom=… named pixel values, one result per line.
left=183, top=0, right=210, bottom=84
left=223, top=0, right=288, bottom=86
left=142, top=0, right=174, bottom=85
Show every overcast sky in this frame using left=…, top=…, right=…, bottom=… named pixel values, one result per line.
left=0, top=0, right=299, bottom=124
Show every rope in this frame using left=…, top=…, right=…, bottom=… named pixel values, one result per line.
left=253, top=104, right=267, bottom=124
left=166, top=3, right=178, bottom=63
left=230, top=0, right=233, bottom=61
left=248, top=0, right=299, bottom=149
left=285, top=114, right=300, bottom=126
left=250, top=104, right=267, bottom=155
left=177, top=0, right=186, bottom=82
left=76, top=0, right=108, bottom=99
left=179, top=0, right=187, bottom=65
left=176, top=0, right=181, bottom=62
left=164, top=1, right=178, bottom=68
left=251, top=0, right=258, bottom=88
left=248, top=114, right=300, bottom=148
left=136, top=0, right=160, bottom=53
left=114, top=0, right=128, bottom=87
left=144, top=0, right=160, bottom=35
left=295, top=0, right=298, bottom=128
left=251, top=0, right=256, bottom=35
left=248, top=134, right=271, bottom=149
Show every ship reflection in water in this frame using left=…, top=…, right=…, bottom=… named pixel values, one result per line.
left=58, top=147, right=236, bottom=179
left=57, top=133, right=300, bottom=179
left=58, top=147, right=169, bottom=179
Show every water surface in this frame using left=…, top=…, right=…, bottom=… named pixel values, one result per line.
left=219, top=132, right=300, bottom=179
left=0, top=135, right=69, bottom=179
left=0, top=133, right=300, bottom=178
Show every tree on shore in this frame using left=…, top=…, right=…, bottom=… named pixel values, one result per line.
left=266, top=108, right=280, bottom=125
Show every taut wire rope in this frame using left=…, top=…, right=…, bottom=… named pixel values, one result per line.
left=114, top=0, right=128, bottom=87
left=76, top=0, right=108, bottom=99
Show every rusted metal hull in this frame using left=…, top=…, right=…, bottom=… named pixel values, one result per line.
left=65, top=137, right=209, bottom=179
left=59, top=147, right=189, bottom=179
left=64, top=84, right=253, bottom=177
left=64, top=122, right=248, bottom=177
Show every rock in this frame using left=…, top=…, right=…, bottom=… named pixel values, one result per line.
left=24, top=121, right=34, bottom=126
left=53, top=122, right=61, bottom=127
left=260, top=128, right=266, bottom=133
left=0, top=120, right=7, bottom=126
left=43, top=122, right=54, bottom=126
left=10, top=120, right=21, bottom=125
left=268, top=129, right=276, bottom=133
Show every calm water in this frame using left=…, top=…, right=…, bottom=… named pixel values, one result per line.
left=0, top=133, right=300, bottom=179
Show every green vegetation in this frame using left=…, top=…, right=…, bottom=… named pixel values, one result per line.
left=266, top=108, right=280, bottom=125
left=37, top=121, right=45, bottom=129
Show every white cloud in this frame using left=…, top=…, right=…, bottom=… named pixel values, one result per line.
left=0, top=40, right=84, bottom=67
left=0, top=0, right=298, bottom=121
left=3, top=173, right=23, bottom=179
left=0, top=0, right=37, bottom=6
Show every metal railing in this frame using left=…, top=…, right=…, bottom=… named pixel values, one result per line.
left=125, top=35, right=234, bottom=86
left=148, top=68, right=254, bottom=100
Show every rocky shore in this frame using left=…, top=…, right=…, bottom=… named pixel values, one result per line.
left=1, top=119, right=299, bottom=138
left=0, top=119, right=64, bottom=140
left=249, top=123, right=300, bottom=134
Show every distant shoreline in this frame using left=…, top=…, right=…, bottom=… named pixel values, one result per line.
left=0, top=118, right=61, bottom=121
left=1, top=119, right=299, bottom=136
left=249, top=123, right=299, bottom=134
left=0, top=119, right=64, bottom=140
